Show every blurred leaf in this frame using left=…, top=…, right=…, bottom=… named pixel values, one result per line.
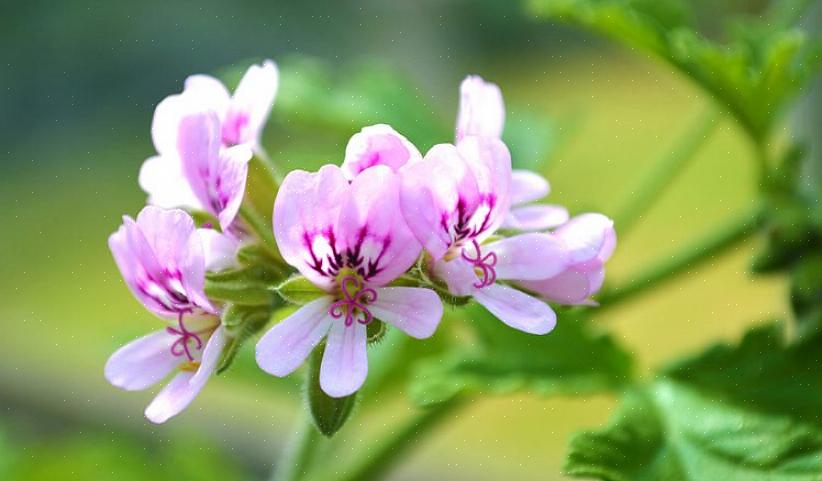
left=503, top=107, right=559, bottom=171
left=410, top=305, right=633, bottom=406
left=275, top=275, right=327, bottom=306
left=527, top=0, right=822, bottom=139
left=205, top=264, right=280, bottom=306
left=791, top=253, right=822, bottom=339
left=566, top=323, right=822, bottom=480
left=306, top=346, right=357, bottom=437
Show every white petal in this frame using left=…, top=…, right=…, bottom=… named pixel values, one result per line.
left=555, top=213, right=616, bottom=263
left=320, top=320, right=368, bottom=398
left=369, top=287, right=443, bottom=339
left=509, top=170, right=550, bottom=206
left=139, top=156, right=202, bottom=210
left=474, top=283, right=556, bottom=335
left=197, top=229, right=240, bottom=271
left=501, top=204, right=569, bottom=231
left=486, top=233, right=568, bottom=280
left=104, top=330, right=179, bottom=391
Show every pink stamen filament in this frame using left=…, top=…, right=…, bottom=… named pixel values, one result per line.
left=329, top=276, right=378, bottom=327
left=167, top=313, right=203, bottom=361
left=461, top=239, right=497, bottom=288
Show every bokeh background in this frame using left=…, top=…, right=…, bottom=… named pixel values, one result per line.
left=1, top=1, right=817, bottom=480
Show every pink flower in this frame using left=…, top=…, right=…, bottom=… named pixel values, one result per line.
left=457, top=75, right=568, bottom=231
left=256, top=165, right=443, bottom=397
left=140, top=60, right=279, bottom=229
left=517, top=214, right=616, bottom=305
left=106, top=206, right=229, bottom=423
left=340, top=124, right=421, bottom=179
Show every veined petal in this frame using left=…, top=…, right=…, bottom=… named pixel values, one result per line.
left=139, top=155, right=202, bottom=211
left=183, top=74, right=231, bottom=121
left=341, top=124, right=422, bottom=179
left=456, top=136, right=512, bottom=241
left=214, top=145, right=252, bottom=230
left=104, top=330, right=179, bottom=391
left=320, top=320, right=368, bottom=398
left=226, top=60, right=279, bottom=147
left=456, top=75, right=504, bottom=142
left=197, top=229, right=240, bottom=272
left=369, top=287, right=443, bottom=339
left=509, top=170, right=550, bottom=206
left=430, top=257, right=478, bottom=297
left=256, top=297, right=334, bottom=377
left=473, top=283, right=556, bottom=335
left=501, top=204, right=569, bottom=231
left=273, top=165, right=350, bottom=290
left=339, top=165, right=421, bottom=286
left=177, top=111, right=222, bottom=216
left=400, top=144, right=480, bottom=259
left=486, top=233, right=568, bottom=281
left=555, top=213, right=616, bottom=264
left=143, top=325, right=226, bottom=424
left=109, top=217, right=167, bottom=316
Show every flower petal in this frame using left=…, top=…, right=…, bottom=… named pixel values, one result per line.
left=144, top=326, right=227, bottom=424
left=473, top=283, right=556, bottom=335
left=456, top=75, right=505, bottom=142
left=320, top=320, right=368, bottom=398
left=214, top=145, right=252, bottom=230
left=509, top=169, right=550, bottom=206
left=485, top=233, right=568, bottom=281
left=273, top=165, right=350, bottom=290
left=341, top=124, right=422, bottom=179
left=104, top=330, right=179, bottom=391
left=177, top=111, right=222, bottom=214
left=369, top=287, right=443, bottom=339
left=456, top=136, right=512, bottom=240
left=555, top=213, right=616, bottom=264
left=339, top=165, right=421, bottom=286
left=139, top=155, right=202, bottom=210
left=198, top=229, right=240, bottom=271
left=518, top=264, right=605, bottom=305
left=183, top=74, right=231, bottom=120
left=225, top=60, right=279, bottom=147
left=501, top=204, right=569, bottom=231
left=430, top=257, right=479, bottom=297
left=256, top=297, right=334, bottom=377
left=400, top=144, right=480, bottom=259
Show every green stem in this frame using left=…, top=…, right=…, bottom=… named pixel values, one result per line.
left=615, top=108, right=720, bottom=234
left=239, top=205, right=279, bottom=254
left=271, top=416, right=321, bottom=481
left=307, top=397, right=468, bottom=481
left=598, top=205, right=760, bottom=308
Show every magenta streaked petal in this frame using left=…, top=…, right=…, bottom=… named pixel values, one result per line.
left=198, top=229, right=240, bottom=272
left=177, top=111, right=222, bottom=214
left=224, top=60, right=279, bottom=148
left=320, top=320, right=368, bottom=398
left=339, top=165, right=421, bottom=286
left=501, top=204, right=569, bottom=231
left=104, top=330, right=179, bottom=391
left=341, top=124, right=422, bottom=179
left=214, top=145, right=252, bottom=230
left=109, top=216, right=168, bottom=316
left=273, top=165, right=349, bottom=290
left=486, top=233, right=568, bottom=281
left=139, top=155, right=202, bottom=211
left=456, top=136, right=512, bottom=241
left=456, top=75, right=505, bottom=142
left=555, top=213, right=616, bottom=264
left=509, top=169, right=550, bottom=206
left=369, top=287, right=443, bottom=339
left=400, top=144, right=480, bottom=259
left=256, top=297, right=334, bottom=377
left=473, top=283, right=556, bottom=335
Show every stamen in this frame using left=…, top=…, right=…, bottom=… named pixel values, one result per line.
left=166, top=313, right=203, bottom=361
left=461, top=239, right=497, bottom=288
left=329, top=275, right=378, bottom=327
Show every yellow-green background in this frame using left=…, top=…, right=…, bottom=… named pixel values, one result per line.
left=0, top=1, right=795, bottom=480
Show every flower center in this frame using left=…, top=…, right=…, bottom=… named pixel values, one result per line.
left=329, top=274, right=378, bottom=327
left=166, top=313, right=204, bottom=361
left=461, top=239, right=497, bottom=289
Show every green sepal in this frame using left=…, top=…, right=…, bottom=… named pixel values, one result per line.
left=216, top=304, right=273, bottom=374
left=306, top=347, right=357, bottom=437
left=275, top=275, right=327, bottom=306
left=205, top=265, right=281, bottom=306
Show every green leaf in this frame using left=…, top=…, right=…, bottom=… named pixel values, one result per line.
left=205, top=265, right=280, bottom=306
left=275, top=275, right=327, bottom=306
left=566, top=323, right=822, bottom=480
left=217, top=304, right=272, bottom=374
left=409, top=305, right=633, bottom=405
left=306, top=347, right=357, bottom=437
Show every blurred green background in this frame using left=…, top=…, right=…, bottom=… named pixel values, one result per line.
left=1, top=1, right=814, bottom=480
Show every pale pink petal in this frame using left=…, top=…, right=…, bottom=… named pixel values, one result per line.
left=456, top=136, right=512, bottom=240
left=369, top=287, right=443, bottom=339
left=151, top=94, right=190, bottom=156
left=456, top=75, right=505, bottom=142
left=430, top=257, right=479, bottom=297
left=197, top=229, right=240, bottom=271
left=320, top=320, right=368, bottom=398
left=555, top=213, right=616, bottom=264
left=214, top=145, right=252, bottom=230
left=501, top=204, right=569, bottom=231
left=273, top=165, right=350, bottom=290
left=509, top=170, right=550, bottom=206
left=143, top=326, right=227, bottom=424
left=339, top=166, right=421, bottom=286
left=177, top=111, right=222, bottom=214
left=225, top=60, right=279, bottom=147
left=183, top=74, right=231, bottom=120
left=400, top=144, right=480, bottom=259
left=485, top=233, right=568, bottom=281
left=341, top=124, right=422, bottom=179
left=473, top=283, right=556, bottom=335
left=519, top=264, right=605, bottom=305
left=104, top=330, right=179, bottom=391
left=139, top=155, right=202, bottom=211
left=256, top=297, right=334, bottom=377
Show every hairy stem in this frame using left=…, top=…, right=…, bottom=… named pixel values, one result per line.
left=599, top=205, right=760, bottom=308
left=615, top=108, right=720, bottom=234
left=271, top=416, right=321, bottom=481
left=308, top=397, right=468, bottom=481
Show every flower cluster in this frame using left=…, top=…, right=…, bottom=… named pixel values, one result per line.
left=105, top=62, right=615, bottom=423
